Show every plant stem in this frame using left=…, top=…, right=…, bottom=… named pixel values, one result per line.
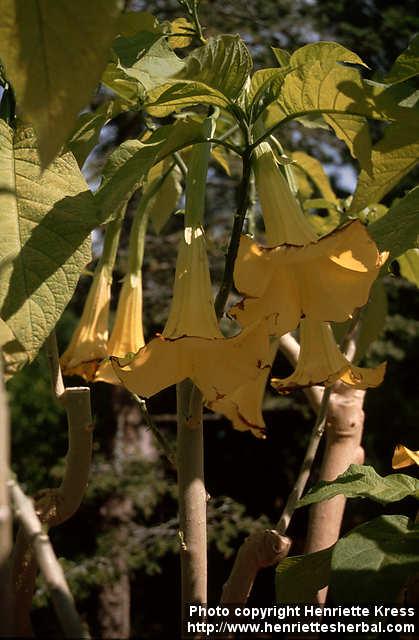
left=276, top=386, right=332, bottom=534
left=0, top=353, right=13, bottom=637
left=177, top=379, right=206, bottom=634
left=131, top=394, right=176, bottom=469
left=8, top=479, right=90, bottom=639
left=214, top=148, right=253, bottom=317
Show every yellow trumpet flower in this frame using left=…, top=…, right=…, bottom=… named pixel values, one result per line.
left=271, top=318, right=386, bottom=392
left=60, top=265, right=111, bottom=380
left=112, top=226, right=272, bottom=404
left=392, top=444, right=419, bottom=469
left=231, top=220, right=388, bottom=336
left=95, top=273, right=145, bottom=385
left=253, top=141, right=318, bottom=246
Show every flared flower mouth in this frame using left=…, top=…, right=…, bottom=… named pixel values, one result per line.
left=230, top=220, right=388, bottom=336
left=392, top=444, right=419, bottom=469
left=271, top=318, right=386, bottom=392
left=112, top=319, right=272, bottom=404
left=206, top=338, right=279, bottom=438
left=253, top=141, right=318, bottom=246
left=96, top=273, right=145, bottom=385
left=60, top=266, right=111, bottom=380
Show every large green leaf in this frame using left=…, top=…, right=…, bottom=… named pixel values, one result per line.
left=0, top=121, right=98, bottom=373
left=350, top=123, right=419, bottom=213
left=354, top=279, right=388, bottom=361
left=145, top=35, right=251, bottom=117
left=398, top=248, right=419, bottom=287
left=276, top=547, right=332, bottom=603
left=331, top=515, right=419, bottom=602
left=96, top=119, right=208, bottom=222
left=146, top=80, right=230, bottom=117
left=385, top=34, right=419, bottom=85
left=324, top=113, right=372, bottom=172
left=180, top=35, right=252, bottom=101
left=115, top=36, right=184, bottom=90
left=0, top=0, right=122, bottom=167
left=298, top=464, right=419, bottom=507
left=369, top=187, right=419, bottom=260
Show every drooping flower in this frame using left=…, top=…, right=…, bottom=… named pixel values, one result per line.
left=95, top=273, right=145, bottom=385
left=230, top=219, right=388, bottom=337
left=60, top=218, right=122, bottom=380
left=271, top=318, right=386, bottom=392
left=60, top=264, right=112, bottom=380
left=392, top=444, right=419, bottom=469
left=112, top=225, right=272, bottom=403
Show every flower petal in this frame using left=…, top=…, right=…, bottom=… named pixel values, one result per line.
left=392, top=444, right=419, bottom=469
left=232, top=220, right=387, bottom=332
left=271, top=319, right=386, bottom=392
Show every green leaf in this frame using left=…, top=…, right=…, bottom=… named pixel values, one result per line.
left=101, top=60, right=145, bottom=107
left=385, top=34, right=419, bottom=85
left=117, top=37, right=184, bottom=91
left=146, top=163, right=182, bottom=234
left=369, top=187, right=419, bottom=260
left=0, top=317, right=15, bottom=348
left=292, top=151, right=338, bottom=204
left=0, top=121, right=97, bottom=373
left=276, top=547, right=332, bottom=604
left=298, top=464, right=419, bottom=507
left=248, top=67, right=290, bottom=122
left=331, top=515, right=419, bottom=602
left=0, top=0, right=122, bottom=167
left=67, top=103, right=112, bottom=168
left=324, top=113, right=372, bottom=172
left=180, top=35, right=252, bottom=101
left=398, top=248, right=419, bottom=286
left=117, top=11, right=161, bottom=38
left=354, top=279, right=388, bottom=360
left=146, top=80, right=230, bottom=118
left=272, top=47, right=290, bottom=68
left=96, top=119, right=208, bottom=222
left=350, top=123, right=419, bottom=213
left=145, top=35, right=252, bottom=117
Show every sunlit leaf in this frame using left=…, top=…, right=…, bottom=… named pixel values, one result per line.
left=167, top=17, right=194, bottom=49
left=385, top=34, right=419, bottom=85
left=350, top=123, right=419, bottom=213
left=0, top=121, right=97, bottom=373
left=298, top=464, right=419, bottom=507
left=117, top=11, right=160, bottom=38
left=146, top=80, right=230, bottom=117
left=101, top=60, right=145, bottom=107
left=180, top=34, right=252, bottom=100
left=324, top=113, right=372, bottom=172
left=146, top=35, right=252, bottom=117
left=398, top=248, right=419, bottom=287
left=116, top=36, right=184, bottom=90
left=0, top=0, right=122, bottom=167
left=369, top=187, right=419, bottom=260
left=331, top=515, right=419, bottom=603
left=271, top=47, right=290, bottom=68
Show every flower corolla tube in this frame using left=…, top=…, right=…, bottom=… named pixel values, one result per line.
left=60, top=265, right=111, bottom=380
left=271, top=318, right=386, bottom=392
left=95, top=273, right=145, bottom=385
